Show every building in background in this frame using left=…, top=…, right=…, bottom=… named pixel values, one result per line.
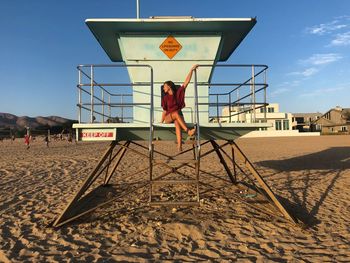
left=221, top=103, right=293, bottom=131
left=312, top=106, right=350, bottom=134
left=291, top=113, right=322, bottom=132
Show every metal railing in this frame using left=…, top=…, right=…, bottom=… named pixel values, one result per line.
left=76, top=64, right=268, bottom=126
left=77, top=64, right=153, bottom=124
left=196, top=64, right=268, bottom=124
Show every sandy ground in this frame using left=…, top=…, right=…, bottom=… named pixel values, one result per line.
left=0, top=135, right=349, bottom=262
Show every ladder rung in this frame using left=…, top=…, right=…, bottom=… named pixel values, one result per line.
left=150, top=201, right=199, bottom=206
left=151, top=179, right=198, bottom=184
left=153, top=159, right=197, bottom=164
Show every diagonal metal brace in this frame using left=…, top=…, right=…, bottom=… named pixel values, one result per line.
left=230, top=140, right=297, bottom=224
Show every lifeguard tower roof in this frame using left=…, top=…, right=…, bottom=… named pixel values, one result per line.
left=85, top=17, right=256, bottom=62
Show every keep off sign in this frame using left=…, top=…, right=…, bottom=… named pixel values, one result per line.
left=81, top=132, right=114, bottom=138
left=79, top=129, right=116, bottom=141
left=159, top=35, right=182, bottom=59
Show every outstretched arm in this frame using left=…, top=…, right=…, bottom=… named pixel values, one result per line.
left=182, top=64, right=198, bottom=89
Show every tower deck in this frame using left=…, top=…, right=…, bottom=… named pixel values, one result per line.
left=74, top=122, right=270, bottom=141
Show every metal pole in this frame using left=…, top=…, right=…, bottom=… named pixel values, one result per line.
left=78, top=68, right=82, bottom=123
left=194, top=68, right=201, bottom=203
left=121, top=95, right=124, bottom=122
left=102, top=90, right=105, bottom=123
left=136, top=0, right=140, bottom=19
left=249, top=73, right=252, bottom=123
left=252, top=65, right=256, bottom=123
left=264, top=68, right=267, bottom=121
left=149, top=67, right=154, bottom=203
left=194, top=69, right=200, bottom=152
left=229, top=94, right=231, bottom=123
left=90, top=65, right=94, bottom=123
left=108, top=95, right=111, bottom=120
left=237, top=89, right=240, bottom=122
left=149, top=68, right=154, bottom=151
left=216, top=94, right=219, bottom=122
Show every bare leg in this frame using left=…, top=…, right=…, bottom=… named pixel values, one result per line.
left=164, top=113, right=174, bottom=124
left=170, top=111, right=196, bottom=136
left=174, top=120, right=182, bottom=151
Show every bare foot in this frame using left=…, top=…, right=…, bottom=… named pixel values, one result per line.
left=177, top=146, right=183, bottom=152
left=188, top=128, right=196, bottom=137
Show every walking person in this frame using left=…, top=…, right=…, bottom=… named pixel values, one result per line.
left=44, top=135, right=49, bottom=147
left=24, top=134, right=30, bottom=149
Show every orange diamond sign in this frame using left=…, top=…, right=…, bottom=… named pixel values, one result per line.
left=159, top=35, right=182, bottom=59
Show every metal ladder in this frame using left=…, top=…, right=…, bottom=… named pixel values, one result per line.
left=148, top=70, right=201, bottom=206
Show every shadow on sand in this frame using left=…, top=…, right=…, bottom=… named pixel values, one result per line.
left=257, top=147, right=349, bottom=228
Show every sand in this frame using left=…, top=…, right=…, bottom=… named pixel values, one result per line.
left=0, top=135, right=349, bottom=262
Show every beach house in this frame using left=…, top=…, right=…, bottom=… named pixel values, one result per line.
left=291, top=112, right=322, bottom=132
left=312, top=106, right=350, bottom=134
left=220, top=103, right=293, bottom=131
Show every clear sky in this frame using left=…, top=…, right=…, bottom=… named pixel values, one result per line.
left=1, top=0, right=349, bottom=119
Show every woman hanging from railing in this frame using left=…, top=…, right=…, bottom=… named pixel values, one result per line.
left=161, top=64, right=198, bottom=151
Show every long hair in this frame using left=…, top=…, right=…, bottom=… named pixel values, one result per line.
left=164, top=80, right=176, bottom=93
left=161, top=80, right=176, bottom=99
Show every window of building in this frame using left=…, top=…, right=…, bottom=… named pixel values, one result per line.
left=295, top=117, right=304, bottom=123
left=268, top=107, right=275, bottom=113
left=275, top=120, right=282, bottom=130
left=283, top=120, right=290, bottom=130
left=341, top=126, right=347, bottom=132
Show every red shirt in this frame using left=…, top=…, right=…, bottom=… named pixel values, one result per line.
left=161, top=85, right=185, bottom=113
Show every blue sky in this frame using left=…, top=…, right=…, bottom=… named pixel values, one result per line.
left=1, top=0, right=349, bottom=119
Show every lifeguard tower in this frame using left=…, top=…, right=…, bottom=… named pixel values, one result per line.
left=53, top=16, right=297, bottom=227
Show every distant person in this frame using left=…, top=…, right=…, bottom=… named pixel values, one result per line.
left=72, top=132, right=77, bottom=144
left=161, top=64, right=198, bottom=151
left=11, top=135, right=15, bottom=142
left=44, top=135, right=49, bottom=147
left=24, top=134, right=30, bottom=149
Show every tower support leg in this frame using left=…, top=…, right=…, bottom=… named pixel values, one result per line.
left=229, top=140, right=297, bottom=224
left=53, top=141, right=119, bottom=227
left=104, top=141, right=130, bottom=185
left=210, top=140, right=236, bottom=184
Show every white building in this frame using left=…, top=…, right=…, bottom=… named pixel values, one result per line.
left=221, top=103, right=293, bottom=131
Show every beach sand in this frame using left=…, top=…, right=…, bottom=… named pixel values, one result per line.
left=0, top=135, right=349, bottom=262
